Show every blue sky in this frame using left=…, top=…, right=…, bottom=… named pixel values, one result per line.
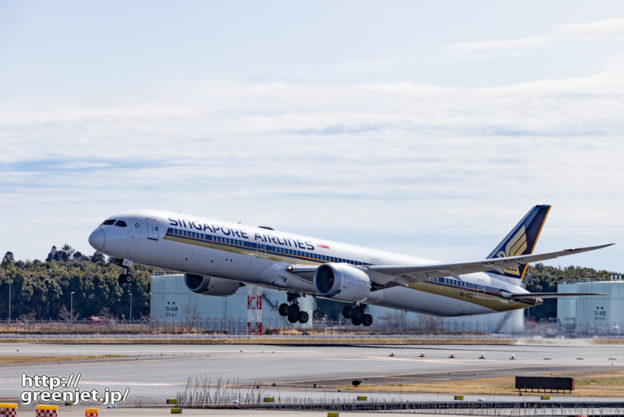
left=1, top=1, right=623, bottom=271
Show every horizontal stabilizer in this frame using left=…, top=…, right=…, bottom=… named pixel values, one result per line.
left=510, top=292, right=607, bottom=299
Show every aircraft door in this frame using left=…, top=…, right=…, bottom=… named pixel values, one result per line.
left=146, top=218, right=160, bottom=240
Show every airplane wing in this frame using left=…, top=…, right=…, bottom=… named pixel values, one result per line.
left=367, top=243, right=613, bottom=285
left=287, top=243, right=613, bottom=287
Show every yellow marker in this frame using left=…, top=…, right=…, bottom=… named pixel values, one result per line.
left=454, top=395, right=464, bottom=400
left=171, top=408, right=182, bottom=414
left=0, top=403, right=17, bottom=417
left=356, top=395, right=367, bottom=401
left=263, top=397, right=274, bottom=402
left=36, top=405, right=58, bottom=410
left=36, top=405, right=58, bottom=417
left=541, top=395, right=550, bottom=400
left=85, top=408, right=99, bottom=417
left=327, top=412, right=339, bottom=417
left=166, top=399, right=178, bottom=404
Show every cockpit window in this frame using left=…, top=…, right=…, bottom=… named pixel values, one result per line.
left=115, top=220, right=127, bottom=227
left=102, top=219, right=116, bottom=225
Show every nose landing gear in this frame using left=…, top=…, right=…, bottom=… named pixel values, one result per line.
left=116, top=259, right=134, bottom=284
left=278, top=293, right=309, bottom=324
left=343, top=305, right=373, bottom=327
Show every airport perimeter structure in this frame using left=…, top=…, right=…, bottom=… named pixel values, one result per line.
left=150, top=273, right=524, bottom=334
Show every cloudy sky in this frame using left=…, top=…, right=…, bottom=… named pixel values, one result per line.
left=1, top=1, right=623, bottom=271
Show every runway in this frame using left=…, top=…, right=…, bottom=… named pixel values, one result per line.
left=0, top=340, right=621, bottom=407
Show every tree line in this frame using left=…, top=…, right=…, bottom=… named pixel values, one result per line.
left=523, top=262, right=615, bottom=321
left=0, top=245, right=151, bottom=321
left=0, top=245, right=617, bottom=322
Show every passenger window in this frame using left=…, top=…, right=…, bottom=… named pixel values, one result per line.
left=115, top=220, right=127, bottom=227
left=102, top=219, right=115, bottom=225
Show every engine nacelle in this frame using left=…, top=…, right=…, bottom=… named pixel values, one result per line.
left=313, top=263, right=371, bottom=302
left=184, top=273, right=241, bottom=296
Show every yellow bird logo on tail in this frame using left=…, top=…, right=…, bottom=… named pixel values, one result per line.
left=495, top=226, right=527, bottom=277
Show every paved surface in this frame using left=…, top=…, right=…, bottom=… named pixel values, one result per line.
left=0, top=340, right=621, bottom=407
left=1, top=409, right=454, bottom=417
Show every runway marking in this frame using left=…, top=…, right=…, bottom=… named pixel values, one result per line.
left=0, top=378, right=185, bottom=387
left=283, top=363, right=620, bottom=385
left=324, top=356, right=496, bottom=363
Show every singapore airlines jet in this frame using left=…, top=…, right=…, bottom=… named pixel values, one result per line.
left=88, top=205, right=612, bottom=326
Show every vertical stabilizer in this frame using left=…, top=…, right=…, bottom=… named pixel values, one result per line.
left=487, top=205, right=551, bottom=283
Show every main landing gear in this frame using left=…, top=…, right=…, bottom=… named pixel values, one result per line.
left=278, top=293, right=309, bottom=324
left=343, top=305, right=373, bottom=327
left=117, top=259, right=133, bottom=285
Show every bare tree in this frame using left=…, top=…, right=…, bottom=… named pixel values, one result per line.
left=58, top=305, right=78, bottom=322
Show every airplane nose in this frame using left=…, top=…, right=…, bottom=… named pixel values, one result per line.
left=88, top=228, right=106, bottom=251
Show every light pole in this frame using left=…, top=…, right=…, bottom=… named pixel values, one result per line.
left=7, top=280, right=13, bottom=323
left=129, top=291, right=133, bottom=324
left=70, top=291, right=75, bottom=323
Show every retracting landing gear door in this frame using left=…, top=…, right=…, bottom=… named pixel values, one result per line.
left=146, top=218, right=160, bottom=240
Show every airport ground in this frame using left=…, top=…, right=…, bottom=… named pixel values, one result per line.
left=1, top=337, right=623, bottom=399
left=0, top=409, right=462, bottom=417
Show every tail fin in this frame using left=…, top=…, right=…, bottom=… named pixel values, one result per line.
left=487, top=205, right=551, bottom=282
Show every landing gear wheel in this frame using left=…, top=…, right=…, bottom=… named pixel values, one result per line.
left=298, top=311, right=309, bottom=324
left=118, top=273, right=132, bottom=284
left=342, top=305, right=353, bottom=319
left=278, top=303, right=289, bottom=316
left=287, top=311, right=299, bottom=323
left=287, top=304, right=300, bottom=323
left=350, top=306, right=364, bottom=326
left=287, top=303, right=300, bottom=315
left=362, top=314, right=373, bottom=327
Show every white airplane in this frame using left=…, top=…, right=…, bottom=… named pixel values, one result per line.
left=88, top=205, right=612, bottom=326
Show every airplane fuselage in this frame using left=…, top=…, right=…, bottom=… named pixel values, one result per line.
left=89, top=210, right=535, bottom=317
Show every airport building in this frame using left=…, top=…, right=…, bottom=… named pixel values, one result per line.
left=557, top=277, right=624, bottom=335
left=150, top=273, right=524, bottom=334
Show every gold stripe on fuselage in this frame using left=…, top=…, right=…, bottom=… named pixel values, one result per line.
left=409, top=281, right=534, bottom=312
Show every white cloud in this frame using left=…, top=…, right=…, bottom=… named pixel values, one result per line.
left=555, top=17, right=624, bottom=40
left=1, top=63, right=623, bottom=269
left=450, top=36, right=550, bottom=53
left=450, top=17, right=624, bottom=54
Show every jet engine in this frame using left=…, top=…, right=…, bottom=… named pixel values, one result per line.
left=313, top=263, right=371, bottom=302
left=184, top=273, right=242, bottom=296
